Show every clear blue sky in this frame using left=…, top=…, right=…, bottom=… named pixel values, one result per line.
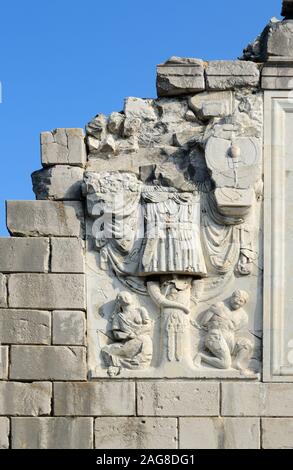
left=0, top=0, right=281, bottom=235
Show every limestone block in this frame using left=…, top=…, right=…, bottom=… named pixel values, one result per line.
left=262, top=419, right=293, bottom=449
left=95, top=418, right=177, bottom=449
left=156, top=98, right=189, bottom=124
left=6, top=201, right=84, bottom=237
left=0, top=418, right=9, bottom=449
left=189, top=91, right=233, bottom=120
left=124, top=97, right=156, bottom=121
left=157, top=57, right=205, bottom=97
left=8, top=274, right=85, bottom=309
left=0, top=310, right=51, bottom=345
left=185, top=109, right=197, bottom=122
left=86, top=114, right=107, bottom=138
left=0, top=274, right=7, bottom=308
left=0, top=347, right=8, bottom=379
left=262, top=76, right=293, bottom=89
left=267, top=20, right=293, bottom=59
left=41, top=128, right=87, bottom=167
left=107, top=112, right=125, bottom=134
left=52, top=311, right=85, bottom=345
left=137, top=382, right=219, bottom=416
left=0, top=238, right=49, bottom=273
left=10, top=346, right=87, bottom=380
left=87, top=135, right=100, bottom=153
left=173, top=127, right=204, bottom=147
left=222, top=383, right=293, bottom=416
left=11, top=417, right=93, bottom=449
left=123, top=117, right=141, bottom=137
left=32, top=166, right=84, bottom=200
left=95, top=135, right=116, bottom=156
left=0, top=382, right=51, bottom=416
left=206, top=61, right=260, bottom=90
left=179, top=418, right=260, bottom=449
left=262, top=65, right=293, bottom=89
left=51, top=238, right=84, bottom=273
left=54, top=382, right=135, bottom=416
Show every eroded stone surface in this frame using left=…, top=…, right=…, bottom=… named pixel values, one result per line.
left=267, top=19, right=293, bottom=59
left=157, top=58, right=205, bottom=97
left=10, top=346, right=87, bottom=380
left=137, top=382, right=219, bottom=416
left=0, top=418, right=9, bottom=449
left=189, top=91, right=233, bottom=120
left=8, top=274, right=85, bottom=309
left=0, top=274, right=7, bottom=308
left=0, top=238, right=49, bottom=273
left=52, top=311, right=85, bottom=345
left=32, top=166, right=84, bottom=200
left=95, top=417, right=177, bottom=449
left=41, top=128, right=86, bottom=167
left=179, top=418, right=260, bottom=449
left=11, top=418, right=93, bottom=449
left=51, top=238, right=84, bottom=273
left=0, top=347, right=8, bottom=380
left=0, top=382, right=51, bottom=416
left=54, top=382, right=135, bottom=416
left=262, top=419, right=293, bottom=449
left=222, top=383, right=293, bottom=416
left=6, top=201, right=84, bottom=237
left=0, top=310, right=51, bottom=344
left=206, top=61, right=260, bottom=90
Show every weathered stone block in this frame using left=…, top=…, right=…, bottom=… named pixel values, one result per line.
left=6, top=201, right=84, bottom=237
left=54, top=382, right=135, bottom=416
left=51, top=238, right=84, bottom=273
left=0, top=418, right=9, bottom=449
left=179, top=418, right=260, bottom=449
left=157, top=57, right=205, bottom=97
left=0, top=310, right=51, bottom=345
left=8, top=274, right=85, bottom=309
left=188, top=91, right=233, bottom=119
left=11, top=417, right=93, bottom=449
left=32, top=166, right=84, bottom=200
left=261, top=66, right=293, bottom=89
left=222, top=383, right=293, bottom=416
left=262, top=419, right=293, bottom=449
left=0, top=347, right=8, bottom=380
left=95, top=418, right=177, bottom=449
left=52, top=311, right=85, bottom=345
left=173, top=128, right=203, bottom=147
left=0, top=274, right=7, bottom=308
left=107, top=112, right=124, bottom=134
left=124, top=97, right=156, bottom=121
left=262, top=76, right=293, bottom=89
left=0, top=382, right=51, bottom=416
left=0, top=238, right=49, bottom=273
left=267, top=20, right=293, bottom=59
left=10, top=346, right=87, bottom=380
left=137, top=382, right=219, bottom=416
left=206, top=61, right=260, bottom=90
left=41, top=128, right=87, bottom=167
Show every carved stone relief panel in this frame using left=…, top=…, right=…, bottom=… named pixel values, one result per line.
left=85, top=90, right=263, bottom=379
left=264, top=91, right=293, bottom=381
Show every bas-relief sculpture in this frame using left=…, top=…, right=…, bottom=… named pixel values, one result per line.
left=85, top=89, right=263, bottom=379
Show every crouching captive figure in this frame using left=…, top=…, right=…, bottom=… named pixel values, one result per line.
left=195, top=290, right=253, bottom=373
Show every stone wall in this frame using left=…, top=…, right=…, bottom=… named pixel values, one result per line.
left=1, top=4, right=293, bottom=450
